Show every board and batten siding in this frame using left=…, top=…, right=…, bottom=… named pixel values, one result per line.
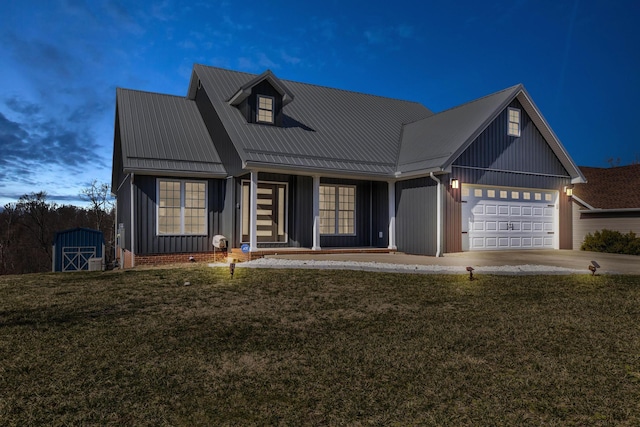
left=115, top=173, right=132, bottom=251
left=395, top=177, right=439, bottom=256
left=572, top=204, right=640, bottom=250
left=445, top=99, right=574, bottom=251
left=133, top=175, right=225, bottom=255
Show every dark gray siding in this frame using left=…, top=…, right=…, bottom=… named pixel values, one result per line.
left=371, top=181, right=389, bottom=248
left=116, top=174, right=132, bottom=251
left=446, top=100, right=574, bottom=251
left=133, top=175, right=226, bottom=255
left=290, top=175, right=313, bottom=248
left=454, top=100, right=569, bottom=177
left=396, top=177, right=438, bottom=256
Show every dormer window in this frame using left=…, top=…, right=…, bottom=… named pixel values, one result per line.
left=507, top=107, right=521, bottom=136
left=257, top=95, right=275, bottom=124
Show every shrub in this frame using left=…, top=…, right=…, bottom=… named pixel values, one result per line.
left=581, top=229, right=640, bottom=255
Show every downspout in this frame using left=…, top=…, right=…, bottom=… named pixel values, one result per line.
left=429, top=172, right=442, bottom=257
left=130, top=172, right=135, bottom=268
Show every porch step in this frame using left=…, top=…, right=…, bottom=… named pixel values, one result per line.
left=229, top=247, right=394, bottom=262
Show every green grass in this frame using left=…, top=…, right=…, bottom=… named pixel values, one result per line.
left=1, top=266, right=639, bottom=426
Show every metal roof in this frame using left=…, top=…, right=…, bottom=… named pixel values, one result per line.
left=397, top=84, right=585, bottom=182
left=116, top=88, right=226, bottom=177
left=190, top=64, right=434, bottom=177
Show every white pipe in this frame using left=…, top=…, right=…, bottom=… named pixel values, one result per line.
left=429, top=172, right=442, bottom=257
left=312, top=175, right=321, bottom=250
left=387, top=180, right=397, bottom=250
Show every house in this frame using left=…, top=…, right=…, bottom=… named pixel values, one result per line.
left=571, top=165, right=640, bottom=249
left=111, top=64, right=585, bottom=267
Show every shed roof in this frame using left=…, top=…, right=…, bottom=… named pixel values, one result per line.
left=189, top=64, right=434, bottom=177
left=116, top=88, right=226, bottom=178
left=572, top=165, right=640, bottom=209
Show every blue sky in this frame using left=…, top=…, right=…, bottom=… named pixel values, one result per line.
left=1, top=0, right=638, bottom=207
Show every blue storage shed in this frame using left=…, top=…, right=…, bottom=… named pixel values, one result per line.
left=52, top=228, right=105, bottom=272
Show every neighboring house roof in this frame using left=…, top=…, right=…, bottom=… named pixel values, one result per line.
left=572, top=165, right=640, bottom=210
left=398, top=84, right=585, bottom=183
left=115, top=88, right=226, bottom=178
left=189, top=64, right=434, bottom=177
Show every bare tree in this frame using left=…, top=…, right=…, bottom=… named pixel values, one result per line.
left=0, top=203, right=18, bottom=275
left=80, top=180, right=114, bottom=231
left=15, top=192, right=57, bottom=270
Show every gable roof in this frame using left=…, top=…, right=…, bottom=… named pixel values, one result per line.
left=227, top=69, right=295, bottom=107
left=115, top=88, right=226, bottom=179
left=572, top=165, right=640, bottom=210
left=189, top=64, right=434, bottom=177
left=398, top=85, right=585, bottom=182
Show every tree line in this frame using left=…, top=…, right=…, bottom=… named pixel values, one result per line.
left=0, top=181, right=115, bottom=275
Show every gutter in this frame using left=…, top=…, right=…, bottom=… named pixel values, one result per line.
left=429, top=172, right=442, bottom=257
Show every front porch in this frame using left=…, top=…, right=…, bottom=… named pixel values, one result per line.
left=229, top=246, right=395, bottom=262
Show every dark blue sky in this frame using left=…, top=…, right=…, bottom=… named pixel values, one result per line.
left=1, top=0, right=638, bottom=206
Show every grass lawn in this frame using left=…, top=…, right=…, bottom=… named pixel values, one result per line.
left=1, top=266, right=639, bottom=426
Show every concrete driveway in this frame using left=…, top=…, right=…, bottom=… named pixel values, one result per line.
left=264, top=250, right=640, bottom=275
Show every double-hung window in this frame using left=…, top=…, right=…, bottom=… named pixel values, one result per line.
left=507, top=107, right=521, bottom=137
left=257, top=95, right=274, bottom=124
left=157, top=179, right=207, bottom=235
left=319, top=184, right=355, bottom=235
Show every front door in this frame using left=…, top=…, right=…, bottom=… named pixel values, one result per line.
left=241, top=181, right=287, bottom=243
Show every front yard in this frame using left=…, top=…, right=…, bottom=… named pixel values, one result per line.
left=1, top=266, right=639, bottom=425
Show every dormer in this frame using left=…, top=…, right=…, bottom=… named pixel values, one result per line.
left=228, top=70, right=294, bottom=126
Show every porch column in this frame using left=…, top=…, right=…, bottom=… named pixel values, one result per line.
left=388, top=180, right=397, bottom=250
left=249, top=171, right=258, bottom=252
left=312, top=175, right=321, bottom=250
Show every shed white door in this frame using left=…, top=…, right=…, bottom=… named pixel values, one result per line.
left=62, top=246, right=97, bottom=271
left=461, top=185, right=558, bottom=251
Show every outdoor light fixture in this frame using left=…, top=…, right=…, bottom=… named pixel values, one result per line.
left=466, top=266, right=475, bottom=280
left=564, top=186, right=573, bottom=197
left=229, top=262, right=236, bottom=277
left=450, top=178, right=460, bottom=189
left=589, top=260, right=600, bottom=276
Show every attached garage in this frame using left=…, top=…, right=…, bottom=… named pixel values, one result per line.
left=462, top=184, right=558, bottom=251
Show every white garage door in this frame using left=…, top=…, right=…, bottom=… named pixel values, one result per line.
left=461, top=185, right=558, bottom=251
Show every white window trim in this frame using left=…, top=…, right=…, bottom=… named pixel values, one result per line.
left=256, top=95, right=275, bottom=124
left=319, top=184, right=357, bottom=236
left=507, top=107, right=521, bottom=137
left=156, top=178, right=208, bottom=236
left=240, top=180, right=289, bottom=244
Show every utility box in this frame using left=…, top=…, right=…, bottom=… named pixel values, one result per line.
left=88, top=257, right=104, bottom=271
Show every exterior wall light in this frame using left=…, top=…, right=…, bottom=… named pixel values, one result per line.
left=450, top=178, right=460, bottom=189
left=564, top=186, right=573, bottom=197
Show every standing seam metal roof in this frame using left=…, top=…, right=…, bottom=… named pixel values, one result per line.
left=191, top=64, right=434, bottom=176
left=116, top=88, right=226, bottom=176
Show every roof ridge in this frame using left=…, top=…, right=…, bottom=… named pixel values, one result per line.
left=194, top=63, right=429, bottom=108
left=118, top=87, right=189, bottom=100
left=431, top=83, right=523, bottom=116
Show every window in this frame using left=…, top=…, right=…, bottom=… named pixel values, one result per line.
left=507, top=107, right=521, bottom=136
left=257, top=95, right=274, bottom=123
left=158, top=180, right=206, bottom=235
left=319, top=185, right=355, bottom=235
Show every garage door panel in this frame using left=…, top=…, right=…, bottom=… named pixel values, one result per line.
left=462, top=185, right=557, bottom=251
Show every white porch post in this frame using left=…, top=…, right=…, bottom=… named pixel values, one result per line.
left=249, top=171, right=258, bottom=252
left=388, top=180, right=397, bottom=250
left=312, top=175, right=321, bottom=250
